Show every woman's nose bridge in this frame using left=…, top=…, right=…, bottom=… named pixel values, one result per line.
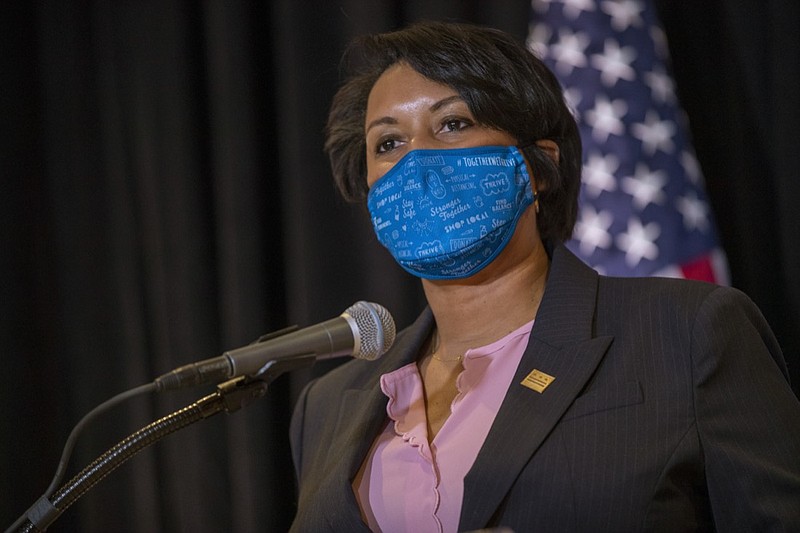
left=407, top=132, right=441, bottom=151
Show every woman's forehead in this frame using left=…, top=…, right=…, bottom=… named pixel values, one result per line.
left=366, top=64, right=463, bottom=122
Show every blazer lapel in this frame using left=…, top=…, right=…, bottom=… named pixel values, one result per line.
left=313, top=309, right=435, bottom=530
left=460, top=246, right=614, bottom=531
left=314, top=385, right=386, bottom=531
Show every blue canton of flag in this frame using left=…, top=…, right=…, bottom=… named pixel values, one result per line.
left=528, top=0, right=729, bottom=283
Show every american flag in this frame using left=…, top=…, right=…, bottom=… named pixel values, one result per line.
left=527, top=0, right=729, bottom=283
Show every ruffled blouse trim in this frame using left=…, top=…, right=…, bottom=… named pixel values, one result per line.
left=380, top=362, right=430, bottom=454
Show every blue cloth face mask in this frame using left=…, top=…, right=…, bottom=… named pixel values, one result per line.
left=367, top=145, right=535, bottom=280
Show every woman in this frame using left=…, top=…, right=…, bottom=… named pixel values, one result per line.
left=290, top=21, right=800, bottom=532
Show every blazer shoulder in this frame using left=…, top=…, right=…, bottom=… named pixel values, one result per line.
left=600, top=275, right=771, bottom=319
left=593, top=276, right=775, bottom=344
left=598, top=274, right=724, bottom=312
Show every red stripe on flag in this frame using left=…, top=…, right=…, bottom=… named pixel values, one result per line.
left=680, top=254, right=717, bottom=283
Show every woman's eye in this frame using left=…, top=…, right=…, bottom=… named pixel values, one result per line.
left=441, top=118, right=473, bottom=133
left=376, top=138, right=398, bottom=154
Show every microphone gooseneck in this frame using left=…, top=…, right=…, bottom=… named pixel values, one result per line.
left=153, top=301, right=395, bottom=392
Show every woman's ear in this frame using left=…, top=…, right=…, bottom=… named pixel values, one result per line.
left=535, top=139, right=560, bottom=165
left=527, top=139, right=560, bottom=201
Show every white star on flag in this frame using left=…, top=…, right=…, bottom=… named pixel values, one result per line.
left=585, top=95, right=628, bottom=142
left=617, top=217, right=661, bottom=267
left=676, top=191, right=710, bottom=231
left=681, top=151, right=702, bottom=185
left=574, top=205, right=614, bottom=255
left=591, top=39, right=637, bottom=87
left=631, top=110, right=676, bottom=155
left=583, top=152, right=620, bottom=197
left=551, top=29, right=590, bottom=75
left=621, top=163, right=668, bottom=209
left=600, top=0, right=645, bottom=31
left=643, top=66, right=676, bottom=104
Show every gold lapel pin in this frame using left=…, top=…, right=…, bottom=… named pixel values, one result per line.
left=521, top=369, right=555, bottom=393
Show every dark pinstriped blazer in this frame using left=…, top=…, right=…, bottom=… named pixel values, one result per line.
left=289, top=245, right=800, bottom=532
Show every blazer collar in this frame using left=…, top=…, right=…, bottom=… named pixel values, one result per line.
left=459, top=245, right=613, bottom=530
left=309, top=309, right=436, bottom=531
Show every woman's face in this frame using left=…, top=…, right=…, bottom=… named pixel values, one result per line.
left=364, top=63, right=517, bottom=189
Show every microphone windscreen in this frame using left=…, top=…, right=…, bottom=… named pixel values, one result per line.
left=344, top=301, right=396, bottom=360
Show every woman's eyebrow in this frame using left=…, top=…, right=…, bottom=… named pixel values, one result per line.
left=430, top=95, right=465, bottom=113
left=366, top=116, right=397, bottom=134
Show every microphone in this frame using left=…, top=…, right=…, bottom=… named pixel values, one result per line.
left=154, top=301, right=395, bottom=392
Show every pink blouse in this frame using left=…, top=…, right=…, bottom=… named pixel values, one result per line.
left=352, top=320, right=534, bottom=533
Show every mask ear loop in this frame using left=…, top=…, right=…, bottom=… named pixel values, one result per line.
left=521, top=139, right=559, bottom=215
left=518, top=143, right=541, bottom=215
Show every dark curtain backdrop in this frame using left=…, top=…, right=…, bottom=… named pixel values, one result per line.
left=2, top=1, right=797, bottom=531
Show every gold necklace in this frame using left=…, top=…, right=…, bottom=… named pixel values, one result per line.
left=429, top=330, right=463, bottom=363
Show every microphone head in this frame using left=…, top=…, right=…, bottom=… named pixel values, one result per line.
left=343, top=301, right=396, bottom=361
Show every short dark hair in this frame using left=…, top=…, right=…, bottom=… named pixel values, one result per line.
left=325, top=20, right=582, bottom=244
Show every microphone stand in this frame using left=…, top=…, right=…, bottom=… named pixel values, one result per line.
left=13, top=355, right=316, bottom=533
